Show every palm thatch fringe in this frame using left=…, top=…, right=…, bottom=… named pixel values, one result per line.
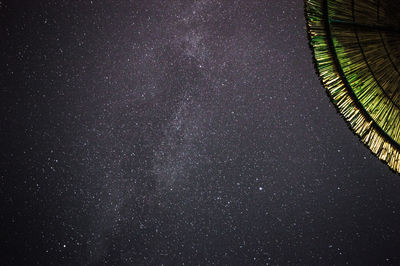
left=305, top=0, right=400, bottom=173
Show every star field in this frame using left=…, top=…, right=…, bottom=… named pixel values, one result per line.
left=2, top=0, right=400, bottom=265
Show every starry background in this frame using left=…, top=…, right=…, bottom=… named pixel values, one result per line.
left=2, top=0, right=400, bottom=265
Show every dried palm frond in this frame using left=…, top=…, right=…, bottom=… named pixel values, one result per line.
left=305, top=0, right=400, bottom=172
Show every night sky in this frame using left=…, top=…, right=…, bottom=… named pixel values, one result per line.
left=2, top=0, right=400, bottom=265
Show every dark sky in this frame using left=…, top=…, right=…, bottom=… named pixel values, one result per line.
left=2, top=0, right=400, bottom=265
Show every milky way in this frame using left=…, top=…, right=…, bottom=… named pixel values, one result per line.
left=2, top=0, right=400, bottom=265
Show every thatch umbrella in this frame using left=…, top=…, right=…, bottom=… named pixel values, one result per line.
left=305, top=0, right=400, bottom=173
